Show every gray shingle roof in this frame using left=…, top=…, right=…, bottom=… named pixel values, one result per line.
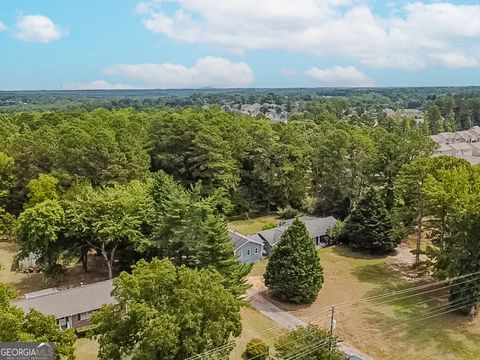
left=253, top=216, right=337, bottom=247
left=14, top=280, right=116, bottom=319
left=456, top=155, right=480, bottom=165
left=228, top=230, right=264, bottom=251
left=449, top=142, right=473, bottom=151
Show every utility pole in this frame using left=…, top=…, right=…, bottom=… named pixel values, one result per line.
left=329, top=305, right=336, bottom=351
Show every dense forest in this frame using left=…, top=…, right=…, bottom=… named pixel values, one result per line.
left=3, top=88, right=480, bottom=133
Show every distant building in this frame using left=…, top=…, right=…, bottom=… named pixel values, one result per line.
left=384, top=108, right=424, bottom=124
left=448, top=142, right=473, bottom=156
left=431, top=126, right=480, bottom=164
left=228, top=230, right=264, bottom=263
left=14, top=280, right=116, bottom=329
left=240, top=103, right=262, bottom=116
left=251, top=216, right=338, bottom=256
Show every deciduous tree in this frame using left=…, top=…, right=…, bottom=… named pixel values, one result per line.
left=91, top=258, right=242, bottom=360
left=0, top=283, right=76, bottom=360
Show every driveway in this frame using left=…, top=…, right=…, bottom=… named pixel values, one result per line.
left=246, top=284, right=374, bottom=360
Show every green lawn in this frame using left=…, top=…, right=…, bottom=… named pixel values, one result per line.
left=228, top=215, right=278, bottom=234
left=249, top=259, right=268, bottom=277
left=74, top=338, right=99, bottom=360
left=278, top=246, right=480, bottom=360
left=230, top=307, right=285, bottom=359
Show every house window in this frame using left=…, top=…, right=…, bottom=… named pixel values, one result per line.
left=247, top=249, right=251, bottom=256
left=57, top=317, right=68, bottom=329
left=78, top=312, right=90, bottom=321
left=239, top=251, right=243, bottom=258
left=254, top=247, right=259, bottom=254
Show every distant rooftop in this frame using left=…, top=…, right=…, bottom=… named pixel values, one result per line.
left=254, top=216, right=337, bottom=247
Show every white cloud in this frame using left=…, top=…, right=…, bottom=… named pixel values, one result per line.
left=306, top=66, right=375, bottom=87
left=15, top=15, right=66, bottom=43
left=104, top=56, right=254, bottom=88
left=0, top=22, right=7, bottom=31
left=61, top=80, right=137, bottom=90
left=281, top=67, right=297, bottom=76
left=137, top=1, right=480, bottom=70
left=428, top=52, right=479, bottom=69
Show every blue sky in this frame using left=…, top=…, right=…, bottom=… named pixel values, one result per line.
left=1, top=0, right=480, bottom=90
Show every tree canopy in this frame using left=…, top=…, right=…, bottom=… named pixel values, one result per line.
left=0, top=283, right=76, bottom=360
left=91, top=258, right=242, bottom=360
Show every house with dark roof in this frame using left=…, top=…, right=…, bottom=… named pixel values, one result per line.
left=14, top=280, right=116, bottom=329
left=251, top=216, right=337, bottom=256
left=228, top=230, right=264, bottom=263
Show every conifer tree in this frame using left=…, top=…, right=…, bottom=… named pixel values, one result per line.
left=264, top=218, right=323, bottom=304
left=344, top=187, right=395, bottom=253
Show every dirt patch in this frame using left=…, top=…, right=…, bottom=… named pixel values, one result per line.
left=0, top=241, right=116, bottom=296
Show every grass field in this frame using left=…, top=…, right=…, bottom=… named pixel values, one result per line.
left=228, top=215, right=278, bottom=234
left=74, top=339, right=99, bottom=360
left=259, top=246, right=480, bottom=360
left=230, top=307, right=285, bottom=359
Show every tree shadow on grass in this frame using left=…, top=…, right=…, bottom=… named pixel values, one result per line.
left=331, top=245, right=389, bottom=260
left=351, top=261, right=435, bottom=298
left=364, top=305, right=480, bottom=359
left=350, top=261, right=480, bottom=358
left=352, top=263, right=408, bottom=293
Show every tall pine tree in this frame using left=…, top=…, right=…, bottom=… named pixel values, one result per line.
left=264, top=218, right=323, bottom=304
left=148, top=171, right=250, bottom=298
left=344, top=187, right=395, bottom=253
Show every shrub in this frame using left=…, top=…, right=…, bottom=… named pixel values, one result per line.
left=277, top=206, right=299, bottom=220
left=76, top=324, right=98, bottom=338
left=261, top=223, right=277, bottom=231
left=0, top=207, right=16, bottom=241
left=327, top=220, right=345, bottom=245
left=275, top=325, right=343, bottom=360
left=245, top=338, right=269, bottom=360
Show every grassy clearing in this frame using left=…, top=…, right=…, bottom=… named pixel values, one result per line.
left=228, top=215, right=278, bottom=234
left=230, top=307, right=285, bottom=359
left=74, top=338, right=99, bottom=360
left=249, top=259, right=268, bottom=277
left=271, top=245, right=480, bottom=360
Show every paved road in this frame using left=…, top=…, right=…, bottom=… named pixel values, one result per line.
left=248, top=290, right=306, bottom=329
left=247, top=289, right=374, bottom=360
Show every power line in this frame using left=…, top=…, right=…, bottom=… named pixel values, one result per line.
left=186, top=271, right=480, bottom=360
left=286, top=297, right=476, bottom=360
left=284, top=339, right=332, bottom=360
left=242, top=282, right=477, bottom=360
